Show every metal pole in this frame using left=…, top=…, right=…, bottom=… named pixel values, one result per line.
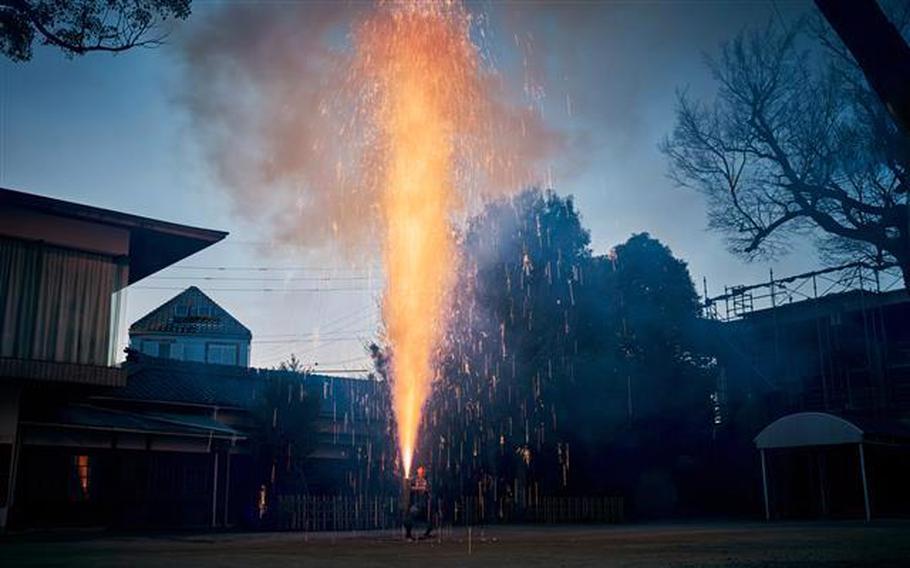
left=859, top=443, right=871, bottom=522
left=761, top=449, right=771, bottom=521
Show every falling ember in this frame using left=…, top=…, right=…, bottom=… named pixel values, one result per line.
left=349, top=2, right=541, bottom=478
left=182, top=0, right=557, bottom=480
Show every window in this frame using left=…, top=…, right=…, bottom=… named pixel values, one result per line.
left=0, top=237, right=127, bottom=366
left=197, top=305, right=213, bottom=317
left=174, top=305, right=188, bottom=317
left=207, top=343, right=238, bottom=365
left=141, top=340, right=159, bottom=356
left=71, top=455, right=91, bottom=502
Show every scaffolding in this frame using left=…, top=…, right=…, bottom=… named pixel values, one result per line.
left=703, top=261, right=909, bottom=415
left=702, top=262, right=904, bottom=322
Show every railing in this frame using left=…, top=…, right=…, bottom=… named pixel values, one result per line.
left=270, top=494, right=623, bottom=531
left=702, top=262, right=904, bottom=322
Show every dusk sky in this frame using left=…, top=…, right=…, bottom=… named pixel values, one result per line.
left=1, top=0, right=818, bottom=372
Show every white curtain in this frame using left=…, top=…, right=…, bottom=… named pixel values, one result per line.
left=0, top=237, right=127, bottom=366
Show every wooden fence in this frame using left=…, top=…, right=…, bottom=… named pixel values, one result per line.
left=272, top=494, right=623, bottom=531
left=459, top=495, right=624, bottom=525
left=274, top=495, right=400, bottom=531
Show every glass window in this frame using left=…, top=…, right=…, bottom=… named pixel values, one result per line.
left=174, top=305, right=188, bottom=317
left=0, top=237, right=127, bottom=366
left=207, top=343, right=238, bottom=365
left=141, top=340, right=159, bottom=356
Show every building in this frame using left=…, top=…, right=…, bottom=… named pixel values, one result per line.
left=705, top=263, right=910, bottom=519
left=12, top=350, right=394, bottom=529
left=0, top=187, right=227, bottom=530
left=1, top=188, right=395, bottom=530
left=129, top=286, right=252, bottom=367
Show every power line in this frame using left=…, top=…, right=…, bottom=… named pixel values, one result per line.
left=253, top=336, right=373, bottom=345
left=148, top=275, right=376, bottom=282
left=168, top=265, right=381, bottom=272
left=254, top=328, right=376, bottom=339
left=132, top=286, right=380, bottom=293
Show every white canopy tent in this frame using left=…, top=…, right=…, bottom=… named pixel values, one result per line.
left=753, top=412, right=910, bottom=522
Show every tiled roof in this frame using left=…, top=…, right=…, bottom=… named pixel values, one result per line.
left=129, top=286, right=252, bottom=339
left=116, top=353, right=386, bottom=420
left=25, top=403, right=244, bottom=439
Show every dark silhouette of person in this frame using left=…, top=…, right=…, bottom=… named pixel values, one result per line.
left=404, top=466, right=433, bottom=540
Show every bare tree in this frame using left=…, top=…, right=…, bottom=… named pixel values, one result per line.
left=662, top=12, right=910, bottom=285
left=0, top=0, right=191, bottom=62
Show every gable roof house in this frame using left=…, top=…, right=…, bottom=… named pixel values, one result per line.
left=129, top=287, right=252, bottom=367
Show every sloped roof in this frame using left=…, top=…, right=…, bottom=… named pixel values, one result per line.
left=24, top=403, right=244, bottom=439
left=112, top=353, right=385, bottom=420
left=129, top=286, right=252, bottom=339
left=0, top=187, right=227, bottom=284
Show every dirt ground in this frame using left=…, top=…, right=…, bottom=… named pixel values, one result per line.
left=2, top=521, right=909, bottom=567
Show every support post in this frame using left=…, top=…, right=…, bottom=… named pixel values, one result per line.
left=760, top=448, right=770, bottom=521
left=859, top=443, right=871, bottom=522
left=223, top=450, right=232, bottom=527
left=212, top=451, right=220, bottom=528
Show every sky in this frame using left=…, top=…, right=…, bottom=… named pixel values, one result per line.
left=0, top=0, right=821, bottom=372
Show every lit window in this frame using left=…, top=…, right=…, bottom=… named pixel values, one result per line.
left=258, top=484, right=268, bottom=519
left=72, top=455, right=91, bottom=501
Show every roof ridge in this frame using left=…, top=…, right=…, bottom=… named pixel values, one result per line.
left=129, top=286, right=252, bottom=338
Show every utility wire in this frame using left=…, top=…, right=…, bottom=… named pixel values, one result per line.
left=168, top=265, right=381, bottom=272
left=147, top=275, right=376, bottom=282
left=133, top=286, right=380, bottom=292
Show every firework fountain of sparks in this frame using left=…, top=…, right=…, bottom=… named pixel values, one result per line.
left=350, top=2, right=544, bottom=478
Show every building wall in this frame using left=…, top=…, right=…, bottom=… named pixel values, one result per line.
left=12, top=446, right=248, bottom=529
left=0, top=384, right=22, bottom=530
left=130, top=334, right=250, bottom=367
left=1, top=237, right=127, bottom=367
left=130, top=333, right=250, bottom=367
left=0, top=205, right=130, bottom=258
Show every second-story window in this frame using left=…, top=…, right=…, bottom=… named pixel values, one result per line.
left=207, top=343, right=238, bottom=365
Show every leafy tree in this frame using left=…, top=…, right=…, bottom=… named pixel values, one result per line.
left=251, top=367, right=319, bottom=517
left=418, top=189, right=590, bottom=511
left=415, top=190, right=716, bottom=518
left=274, top=352, right=305, bottom=373
left=661, top=9, right=910, bottom=284
left=1, top=0, right=191, bottom=62
left=568, top=233, right=714, bottom=515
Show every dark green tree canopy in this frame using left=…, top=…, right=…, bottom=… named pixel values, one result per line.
left=1, top=0, right=191, bottom=61
left=414, top=189, right=714, bottom=513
